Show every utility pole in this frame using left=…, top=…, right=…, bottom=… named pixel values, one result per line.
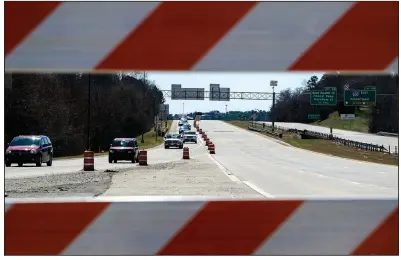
left=154, top=95, right=157, bottom=141
left=182, top=103, right=185, bottom=115
left=225, top=104, right=228, bottom=114
left=87, top=73, right=91, bottom=151
left=270, top=80, right=278, bottom=130
left=141, top=72, right=146, bottom=143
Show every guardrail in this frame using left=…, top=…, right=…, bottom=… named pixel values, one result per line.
left=376, top=132, right=399, bottom=137
left=248, top=122, right=398, bottom=155
left=248, top=126, right=283, bottom=139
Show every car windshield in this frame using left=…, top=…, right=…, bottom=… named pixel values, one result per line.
left=10, top=137, right=40, bottom=146
left=185, top=132, right=196, bottom=135
left=112, top=140, right=134, bottom=147
left=170, top=134, right=180, bottom=138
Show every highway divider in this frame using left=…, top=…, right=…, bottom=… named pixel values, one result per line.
left=5, top=198, right=398, bottom=255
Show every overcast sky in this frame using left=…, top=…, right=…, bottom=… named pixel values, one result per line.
left=146, top=72, right=324, bottom=114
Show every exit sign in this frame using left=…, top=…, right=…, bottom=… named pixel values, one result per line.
left=308, top=114, right=320, bottom=120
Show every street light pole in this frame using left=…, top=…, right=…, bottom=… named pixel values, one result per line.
left=270, top=80, right=277, bottom=131
left=272, top=85, right=275, bottom=130
left=87, top=73, right=91, bottom=151
left=154, top=95, right=157, bottom=141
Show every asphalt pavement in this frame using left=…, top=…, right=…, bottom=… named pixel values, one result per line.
left=5, top=122, right=182, bottom=179
left=198, top=120, right=398, bottom=198
left=260, top=121, right=399, bottom=153
left=6, top=121, right=261, bottom=198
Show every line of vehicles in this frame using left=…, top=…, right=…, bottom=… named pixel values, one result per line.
left=164, top=116, right=197, bottom=149
left=4, top=135, right=141, bottom=166
left=5, top=117, right=195, bottom=167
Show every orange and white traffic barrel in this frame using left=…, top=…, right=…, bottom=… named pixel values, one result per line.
left=209, top=143, right=215, bottom=154
left=139, top=150, right=148, bottom=166
left=83, top=150, right=94, bottom=171
left=183, top=147, right=190, bottom=159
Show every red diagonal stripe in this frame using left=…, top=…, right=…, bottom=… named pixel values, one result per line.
left=157, top=200, right=303, bottom=255
left=5, top=1, right=61, bottom=56
left=352, top=207, right=399, bottom=255
left=289, top=2, right=398, bottom=71
left=96, top=1, right=256, bottom=70
left=5, top=202, right=110, bottom=255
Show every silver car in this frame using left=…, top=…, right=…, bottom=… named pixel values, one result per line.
left=183, top=131, right=197, bottom=143
left=164, top=133, right=183, bottom=149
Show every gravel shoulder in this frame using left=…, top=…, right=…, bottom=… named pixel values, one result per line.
left=101, top=153, right=262, bottom=198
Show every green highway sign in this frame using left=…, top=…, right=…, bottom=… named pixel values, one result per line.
left=344, top=89, right=376, bottom=106
left=308, top=114, right=320, bottom=120
left=310, top=88, right=337, bottom=105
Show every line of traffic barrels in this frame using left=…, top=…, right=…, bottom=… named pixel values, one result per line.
left=200, top=132, right=215, bottom=154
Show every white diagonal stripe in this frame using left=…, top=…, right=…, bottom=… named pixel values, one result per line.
left=6, top=2, right=160, bottom=70
left=194, top=2, right=354, bottom=71
left=254, top=199, right=398, bottom=255
left=386, top=58, right=399, bottom=74
left=62, top=201, right=205, bottom=255
left=5, top=203, right=14, bottom=213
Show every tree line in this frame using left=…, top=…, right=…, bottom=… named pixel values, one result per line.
left=5, top=72, right=165, bottom=157
left=270, top=74, right=399, bottom=133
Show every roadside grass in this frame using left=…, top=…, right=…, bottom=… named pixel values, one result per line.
left=136, top=120, right=172, bottom=150
left=312, top=110, right=370, bottom=133
left=283, top=136, right=398, bottom=166
left=225, top=120, right=398, bottom=166
left=55, top=120, right=172, bottom=159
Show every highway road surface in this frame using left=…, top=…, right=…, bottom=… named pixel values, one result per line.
left=5, top=121, right=261, bottom=198
left=199, top=120, right=398, bottom=198
left=260, top=122, right=398, bottom=153
left=5, top=121, right=183, bottom=179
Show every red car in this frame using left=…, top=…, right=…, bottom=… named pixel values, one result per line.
left=5, top=135, right=53, bottom=167
left=108, top=138, right=139, bottom=163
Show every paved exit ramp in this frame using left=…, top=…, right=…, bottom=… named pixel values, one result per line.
left=5, top=197, right=398, bottom=255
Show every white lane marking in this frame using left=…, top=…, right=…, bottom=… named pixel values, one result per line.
left=192, top=134, right=204, bottom=151
left=283, top=164, right=397, bottom=191
left=243, top=181, right=275, bottom=198
left=207, top=154, right=241, bottom=183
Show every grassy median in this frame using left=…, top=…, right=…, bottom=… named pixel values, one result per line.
left=312, top=111, right=370, bottom=133
left=225, top=120, right=398, bottom=166
left=56, top=120, right=172, bottom=159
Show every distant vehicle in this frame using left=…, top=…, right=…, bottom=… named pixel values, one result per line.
left=164, top=133, right=183, bottom=149
left=183, top=131, right=197, bottom=143
left=180, top=117, right=188, bottom=122
left=179, top=123, right=190, bottom=133
left=109, top=138, right=139, bottom=163
left=5, top=135, right=53, bottom=167
left=178, top=121, right=184, bottom=127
